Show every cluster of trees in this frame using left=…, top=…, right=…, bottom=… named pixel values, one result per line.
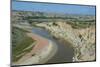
left=67, top=21, right=95, bottom=29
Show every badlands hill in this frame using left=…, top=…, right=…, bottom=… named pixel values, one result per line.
left=36, top=22, right=95, bottom=61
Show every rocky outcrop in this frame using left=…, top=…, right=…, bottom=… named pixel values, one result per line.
left=36, top=22, right=96, bottom=62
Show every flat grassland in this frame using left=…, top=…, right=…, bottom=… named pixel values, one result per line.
left=12, top=27, right=35, bottom=62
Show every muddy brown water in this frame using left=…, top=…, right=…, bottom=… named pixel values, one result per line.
left=32, top=27, right=74, bottom=64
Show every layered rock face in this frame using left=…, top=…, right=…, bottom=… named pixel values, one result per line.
left=36, top=22, right=96, bottom=62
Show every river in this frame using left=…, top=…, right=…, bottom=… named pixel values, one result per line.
left=32, top=27, right=74, bottom=64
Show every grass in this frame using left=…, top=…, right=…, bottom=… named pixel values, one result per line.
left=12, top=26, right=35, bottom=62
left=67, top=21, right=95, bottom=29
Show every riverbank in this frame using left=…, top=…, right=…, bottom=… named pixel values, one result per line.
left=36, top=22, right=96, bottom=61
left=13, top=33, right=57, bottom=65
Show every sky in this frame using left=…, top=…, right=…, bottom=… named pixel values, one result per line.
left=12, top=1, right=96, bottom=15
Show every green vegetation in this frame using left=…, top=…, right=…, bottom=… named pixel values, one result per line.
left=12, top=11, right=95, bottom=28
left=12, top=27, right=35, bottom=62
left=67, top=21, right=95, bottom=29
left=53, top=22, right=58, bottom=26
